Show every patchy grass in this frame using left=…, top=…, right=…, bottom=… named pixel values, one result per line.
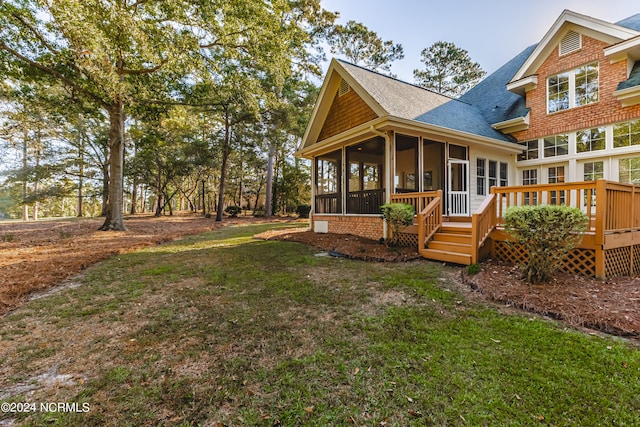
left=0, top=223, right=638, bottom=426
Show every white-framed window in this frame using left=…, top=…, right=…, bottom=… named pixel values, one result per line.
left=522, top=169, right=538, bottom=205
left=619, top=157, right=640, bottom=184
left=499, top=163, right=508, bottom=187
left=548, top=166, right=566, bottom=205
left=548, top=166, right=565, bottom=184
left=476, top=158, right=486, bottom=196
left=518, top=140, right=539, bottom=161
left=547, top=62, right=598, bottom=113
left=522, top=169, right=537, bottom=186
left=477, top=159, right=507, bottom=195
left=577, top=127, right=606, bottom=153
left=544, top=134, right=569, bottom=157
left=584, top=161, right=603, bottom=207
left=488, top=160, right=497, bottom=189
left=583, top=161, right=604, bottom=181
left=613, top=119, right=640, bottom=148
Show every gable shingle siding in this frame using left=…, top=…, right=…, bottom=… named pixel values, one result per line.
left=317, top=87, right=378, bottom=141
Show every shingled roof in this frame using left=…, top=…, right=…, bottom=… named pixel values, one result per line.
left=336, top=60, right=450, bottom=119
left=458, top=44, right=537, bottom=126
left=337, top=53, right=529, bottom=143
left=617, top=13, right=640, bottom=31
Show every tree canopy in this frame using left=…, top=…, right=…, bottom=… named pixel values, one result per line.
left=327, top=20, right=404, bottom=74
left=413, top=41, right=486, bottom=97
left=0, top=0, right=336, bottom=226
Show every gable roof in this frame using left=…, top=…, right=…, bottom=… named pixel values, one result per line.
left=300, top=59, right=450, bottom=149
left=510, top=10, right=640, bottom=83
left=301, top=55, right=529, bottom=151
left=337, top=60, right=451, bottom=119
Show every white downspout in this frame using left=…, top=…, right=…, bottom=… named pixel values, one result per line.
left=370, top=125, right=390, bottom=239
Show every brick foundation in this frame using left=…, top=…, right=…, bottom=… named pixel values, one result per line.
left=311, top=215, right=384, bottom=241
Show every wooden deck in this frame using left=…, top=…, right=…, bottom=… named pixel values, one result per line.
left=392, top=180, right=640, bottom=278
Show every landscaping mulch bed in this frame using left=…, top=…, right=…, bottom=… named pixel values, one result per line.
left=263, top=228, right=640, bottom=340
left=463, top=259, right=640, bottom=339
left=255, top=228, right=421, bottom=262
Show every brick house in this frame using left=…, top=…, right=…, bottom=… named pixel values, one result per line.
left=296, top=10, right=640, bottom=278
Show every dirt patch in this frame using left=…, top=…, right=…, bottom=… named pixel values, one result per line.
left=264, top=230, right=640, bottom=339
left=0, top=214, right=293, bottom=316
left=255, top=228, right=420, bottom=262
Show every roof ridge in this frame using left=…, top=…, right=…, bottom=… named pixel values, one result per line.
left=335, top=58, right=456, bottom=100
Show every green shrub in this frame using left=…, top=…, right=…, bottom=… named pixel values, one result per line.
left=253, top=209, right=265, bottom=217
left=295, top=204, right=312, bottom=218
left=224, top=205, right=242, bottom=217
left=380, top=203, right=415, bottom=245
left=504, top=205, right=588, bottom=284
left=467, top=263, right=481, bottom=275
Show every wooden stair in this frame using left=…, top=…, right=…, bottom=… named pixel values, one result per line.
left=419, top=223, right=473, bottom=265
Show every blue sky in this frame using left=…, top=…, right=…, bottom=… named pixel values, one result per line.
left=320, top=0, right=640, bottom=81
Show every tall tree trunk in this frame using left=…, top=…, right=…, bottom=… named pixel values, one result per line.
left=154, top=166, right=163, bottom=216
left=202, top=179, right=206, bottom=216
left=253, top=173, right=265, bottom=211
left=101, top=160, right=109, bottom=216
left=130, top=178, right=137, bottom=215
left=21, top=128, right=28, bottom=221
left=215, top=111, right=231, bottom=222
left=100, top=102, right=127, bottom=230
left=140, top=186, right=146, bottom=213
left=130, top=142, right=138, bottom=215
left=77, top=141, right=84, bottom=217
left=33, top=142, right=40, bottom=221
left=264, top=139, right=276, bottom=217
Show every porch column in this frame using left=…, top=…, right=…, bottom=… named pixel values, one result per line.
left=385, top=131, right=395, bottom=239
left=310, top=157, right=316, bottom=230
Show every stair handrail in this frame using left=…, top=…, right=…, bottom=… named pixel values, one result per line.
left=417, top=190, right=443, bottom=249
left=471, top=193, right=497, bottom=264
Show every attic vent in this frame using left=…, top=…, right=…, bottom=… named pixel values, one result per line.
left=339, top=78, right=350, bottom=97
left=559, top=31, right=582, bottom=56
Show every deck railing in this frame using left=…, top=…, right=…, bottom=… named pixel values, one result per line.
left=391, top=191, right=441, bottom=214
left=470, top=194, right=497, bottom=264
left=491, top=181, right=598, bottom=231
left=490, top=179, right=640, bottom=248
left=347, top=189, right=385, bottom=214
left=598, top=180, right=640, bottom=233
left=417, top=190, right=443, bottom=250
left=314, top=193, right=341, bottom=214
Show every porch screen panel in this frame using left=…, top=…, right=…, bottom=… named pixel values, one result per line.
left=346, top=138, right=385, bottom=214
left=423, top=140, right=445, bottom=192
left=315, top=149, right=342, bottom=214
left=395, top=135, right=419, bottom=193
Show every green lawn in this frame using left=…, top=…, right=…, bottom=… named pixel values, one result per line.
left=1, top=222, right=638, bottom=426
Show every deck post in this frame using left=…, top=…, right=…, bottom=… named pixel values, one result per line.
left=594, top=179, right=607, bottom=278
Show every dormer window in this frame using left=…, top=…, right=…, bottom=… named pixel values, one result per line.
left=547, top=62, right=598, bottom=113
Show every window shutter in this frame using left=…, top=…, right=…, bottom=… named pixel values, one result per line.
left=559, top=31, right=582, bottom=56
